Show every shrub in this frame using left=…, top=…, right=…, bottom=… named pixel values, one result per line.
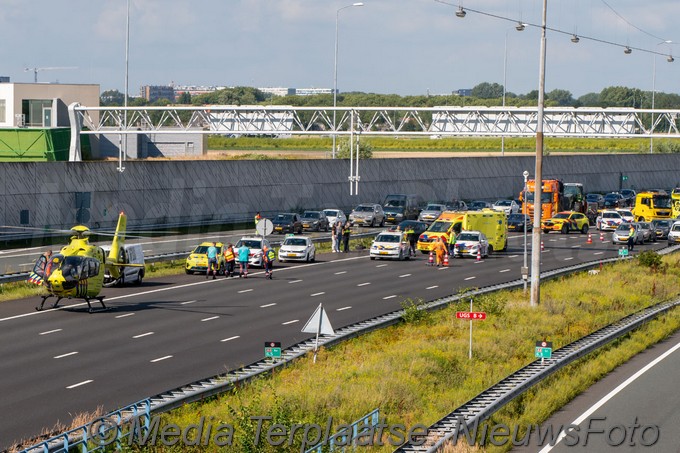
left=637, top=250, right=663, bottom=270
left=336, top=138, right=373, bottom=159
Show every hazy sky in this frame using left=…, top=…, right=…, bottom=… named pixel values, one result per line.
left=3, top=0, right=679, bottom=98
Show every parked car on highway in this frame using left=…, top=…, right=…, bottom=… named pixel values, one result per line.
left=541, top=211, right=589, bottom=234
left=468, top=200, right=492, bottom=211
left=603, top=192, right=627, bottom=209
left=349, top=204, right=385, bottom=227
left=507, top=213, right=532, bottom=232
left=235, top=236, right=271, bottom=268
left=612, top=223, right=643, bottom=245
left=668, top=221, right=680, bottom=245
left=620, top=189, right=636, bottom=205
left=418, top=203, right=448, bottom=223
left=301, top=211, right=329, bottom=232
left=278, top=235, right=316, bottom=262
left=322, top=209, right=346, bottom=226
left=616, top=209, right=635, bottom=223
left=383, top=194, right=423, bottom=224
left=448, top=200, right=468, bottom=211
left=453, top=231, right=490, bottom=258
left=369, top=230, right=411, bottom=260
left=637, top=221, right=654, bottom=242
left=185, top=242, right=225, bottom=275
left=272, top=213, right=303, bottom=234
left=596, top=210, right=624, bottom=231
left=395, top=220, right=429, bottom=238
left=492, top=199, right=519, bottom=215
left=585, top=193, right=605, bottom=210
left=651, top=219, right=672, bottom=240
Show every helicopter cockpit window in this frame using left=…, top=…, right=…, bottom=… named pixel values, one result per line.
left=60, top=256, right=86, bottom=281
left=86, top=258, right=100, bottom=277
left=44, top=254, right=65, bottom=278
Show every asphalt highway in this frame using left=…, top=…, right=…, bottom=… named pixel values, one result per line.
left=0, top=232, right=666, bottom=448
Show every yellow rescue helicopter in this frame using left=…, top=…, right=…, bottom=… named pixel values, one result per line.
left=28, top=212, right=142, bottom=312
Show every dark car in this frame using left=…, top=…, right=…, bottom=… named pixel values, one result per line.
left=620, top=189, right=636, bottom=205
left=468, top=200, right=492, bottom=211
left=651, top=219, right=672, bottom=240
left=394, top=220, right=429, bottom=237
left=301, top=211, right=329, bottom=232
left=585, top=193, right=605, bottom=209
left=448, top=200, right=468, bottom=212
left=272, top=213, right=303, bottom=234
left=507, top=213, right=533, bottom=232
left=603, top=192, right=626, bottom=209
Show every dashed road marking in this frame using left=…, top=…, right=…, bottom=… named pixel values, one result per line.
left=132, top=332, right=154, bottom=338
left=376, top=264, right=388, bottom=268
left=499, top=269, right=511, bottom=273
left=66, top=380, right=93, bottom=389
left=39, top=328, right=62, bottom=335
left=115, top=313, right=135, bottom=318
left=221, top=336, right=240, bottom=342
left=201, top=316, right=220, bottom=322
left=238, top=289, right=253, bottom=294
left=150, top=355, right=173, bottom=363
left=289, top=279, right=302, bottom=284
left=54, top=351, right=78, bottom=359
left=507, top=255, right=518, bottom=258
left=399, top=274, right=411, bottom=278
left=464, top=276, right=476, bottom=281
left=426, top=285, right=438, bottom=290
left=336, top=306, right=352, bottom=311
left=180, top=300, right=197, bottom=305
left=564, top=257, right=574, bottom=261
left=334, top=271, right=347, bottom=275
left=311, top=292, right=325, bottom=297
left=383, top=295, right=397, bottom=300
left=594, top=252, right=604, bottom=255
left=260, top=303, right=277, bottom=308
left=357, top=282, right=371, bottom=287
left=572, top=245, right=581, bottom=248
left=282, top=319, right=299, bottom=325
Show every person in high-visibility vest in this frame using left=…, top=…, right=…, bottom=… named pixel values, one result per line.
left=254, top=212, right=262, bottom=234
left=404, top=226, right=416, bottom=257
left=342, top=221, right=351, bottom=253
left=223, top=244, right=236, bottom=278
left=433, top=236, right=447, bottom=267
left=262, top=245, right=276, bottom=279
left=447, top=231, right=457, bottom=257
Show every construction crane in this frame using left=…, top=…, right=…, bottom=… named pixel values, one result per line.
left=24, top=66, right=77, bottom=83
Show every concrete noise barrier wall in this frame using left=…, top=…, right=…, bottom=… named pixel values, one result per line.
left=1, top=154, right=678, bottom=231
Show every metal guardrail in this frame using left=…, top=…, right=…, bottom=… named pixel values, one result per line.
left=305, top=409, right=381, bottom=453
left=18, top=245, right=680, bottom=452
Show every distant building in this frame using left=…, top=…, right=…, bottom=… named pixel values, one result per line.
left=259, top=87, right=295, bottom=97
left=173, top=85, right=228, bottom=97
left=141, top=85, right=175, bottom=103
left=0, top=76, right=9, bottom=83
left=456, top=89, right=472, bottom=97
left=295, top=88, right=332, bottom=96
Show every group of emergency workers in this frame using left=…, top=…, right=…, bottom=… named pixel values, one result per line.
left=206, top=241, right=275, bottom=280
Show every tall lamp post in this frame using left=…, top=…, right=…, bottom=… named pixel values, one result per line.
left=522, top=170, right=529, bottom=294
left=332, top=2, right=364, bottom=159
left=651, top=40, right=673, bottom=154
left=120, top=0, right=130, bottom=173
left=501, top=24, right=526, bottom=156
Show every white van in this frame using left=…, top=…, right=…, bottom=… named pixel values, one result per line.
left=102, top=244, right=145, bottom=286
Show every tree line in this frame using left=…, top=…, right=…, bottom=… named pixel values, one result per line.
left=100, top=83, right=680, bottom=110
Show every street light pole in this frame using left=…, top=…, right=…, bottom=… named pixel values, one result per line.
left=651, top=40, right=673, bottom=154
left=120, top=0, right=130, bottom=173
left=530, top=0, right=547, bottom=308
left=502, top=33, right=507, bottom=157
left=332, top=2, right=364, bottom=159
left=522, top=170, right=529, bottom=294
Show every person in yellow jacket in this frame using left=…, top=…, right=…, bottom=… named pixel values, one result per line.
left=433, top=236, right=447, bottom=267
left=223, top=244, right=236, bottom=278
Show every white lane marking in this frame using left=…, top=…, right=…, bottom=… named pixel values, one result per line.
left=399, top=274, right=411, bottom=278
left=282, top=319, right=299, bottom=325
left=289, top=279, right=303, bottom=284
left=19, top=262, right=35, bottom=266
left=221, top=336, right=240, bottom=342
left=180, top=300, right=197, bottom=305
left=336, top=306, right=352, bottom=311
left=593, top=252, right=604, bottom=255
left=376, top=264, right=388, bottom=268
left=0, top=255, right=373, bottom=323
left=54, top=351, right=78, bottom=359
left=334, top=271, right=347, bottom=275
left=311, top=292, right=325, bottom=297
left=132, top=332, right=154, bottom=338
left=115, top=313, right=135, bottom=318
left=559, top=238, right=567, bottom=241
left=383, top=295, right=397, bottom=300
left=438, top=266, right=449, bottom=270
left=539, top=340, right=680, bottom=453
left=564, top=257, right=574, bottom=261
left=549, top=239, right=558, bottom=242
left=150, top=355, right=173, bottom=363
left=238, top=289, right=253, bottom=294
left=357, top=282, right=371, bottom=287
left=39, top=328, right=62, bottom=335
left=507, top=255, right=518, bottom=258
left=66, top=380, right=93, bottom=389
left=426, top=285, right=438, bottom=290
left=571, top=245, right=581, bottom=248
left=260, top=303, right=277, bottom=308
left=464, top=276, right=476, bottom=281
left=499, top=269, right=511, bottom=273
left=201, top=316, right=219, bottom=322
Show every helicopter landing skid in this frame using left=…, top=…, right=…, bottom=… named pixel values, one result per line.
left=85, top=296, right=107, bottom=313
left=36, top=295, right=63, bottom=311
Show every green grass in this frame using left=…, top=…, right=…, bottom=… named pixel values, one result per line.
left=123, top=253, right=680, bottom=452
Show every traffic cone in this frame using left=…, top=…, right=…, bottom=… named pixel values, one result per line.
left=443, top=253, right=449, bottom=267
left=600, top=232, right=605, bottom=242
left=428, top=251, right=434, bottom=266
left=476, top=248, right=482, bottom=262
left=587, top=233, right=592, bottom=244
left=540, top=241, right=545, bottom=252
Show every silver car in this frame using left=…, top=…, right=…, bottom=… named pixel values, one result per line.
left=668, top=221, right=680, bottom=245
left=611, top=223, right=643, bottom=245
left=453, top=231, right=490, bottom=258
left=322, top=209, right=346, bottom=226
left=349, top=204, right=385, bottom=227
left=418, top=203, right=447, bottom=223
left=637, top=222, right=654, bottom=242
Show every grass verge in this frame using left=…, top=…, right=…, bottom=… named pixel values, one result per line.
left=117, top=253, right=680, bottom=452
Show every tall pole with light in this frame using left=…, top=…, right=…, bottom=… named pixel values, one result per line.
left=501, top=23, right=526, bottom=156
left=522, top=170, right=529, bottom=294
left=651, top=40, right=673, bottom=154
left=120, top=0, right=130, bottom=173
left=530, top=0, right=547, bottom=308
left=332, top=2, right=364, bottom=159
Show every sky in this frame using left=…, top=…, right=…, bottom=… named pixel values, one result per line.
left=2, top=0, right=680, bottom=98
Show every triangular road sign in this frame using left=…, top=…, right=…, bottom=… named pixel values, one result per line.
left=302, top=303, right=335, bottom=336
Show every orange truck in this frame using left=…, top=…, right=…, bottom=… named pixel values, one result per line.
left=520, top=179, right=564, bottom=222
